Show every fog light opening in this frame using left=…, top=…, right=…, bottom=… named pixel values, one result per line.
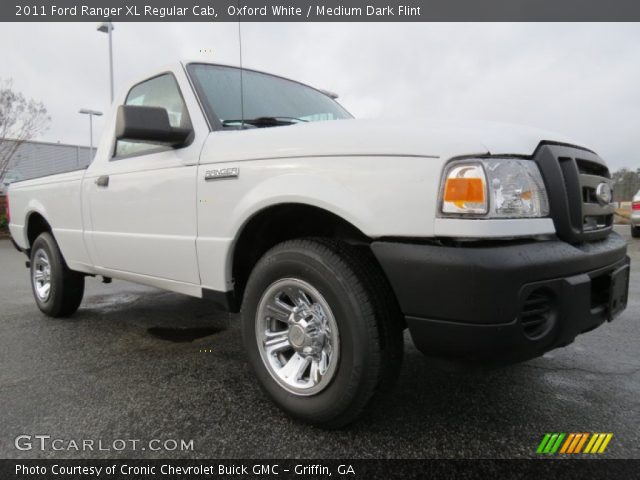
left=520, top=288, right=557, bottom=340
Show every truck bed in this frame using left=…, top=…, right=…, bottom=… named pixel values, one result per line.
left=8, top=169, right=90, bottom=272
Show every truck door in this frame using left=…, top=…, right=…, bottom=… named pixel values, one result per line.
left=85, top=73, right=201, bottom=285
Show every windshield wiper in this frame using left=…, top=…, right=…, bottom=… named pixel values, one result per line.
left=222, top=116, right=308, bottom=128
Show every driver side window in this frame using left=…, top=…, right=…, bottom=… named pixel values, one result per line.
left=114, top=73, right=191, bottom=158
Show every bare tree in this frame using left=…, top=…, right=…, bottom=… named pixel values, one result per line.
left=612, top=167, right=640, bottom=204
left=0, top=79, right=51, bottom=181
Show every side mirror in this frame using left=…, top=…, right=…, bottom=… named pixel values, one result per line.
left=115, top=105, right=192, bottom=148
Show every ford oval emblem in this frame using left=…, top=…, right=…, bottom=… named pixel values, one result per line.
left=595, top=182, right=612, bottom=206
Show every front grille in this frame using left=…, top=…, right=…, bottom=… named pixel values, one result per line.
left=521, top=289, right=556, bottom=339
left=577, top=158, right=615, bottom=232
left=576, top=158, right=609, bottom=177
left=535, top=144, right=614, bottom=243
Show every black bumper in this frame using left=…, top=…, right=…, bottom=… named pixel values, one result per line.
left=372, top=233, right=630, bottom=363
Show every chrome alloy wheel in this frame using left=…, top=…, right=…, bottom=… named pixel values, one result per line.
left=32, top=248, right=52, bottom=301
left=256, top=278, right=340, bottom=396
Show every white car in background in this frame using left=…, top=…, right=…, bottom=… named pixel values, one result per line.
left=632, top=190, right=640, bottom=238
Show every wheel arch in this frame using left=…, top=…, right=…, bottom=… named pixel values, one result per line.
left=25, top=211, right=54, bottom=252
left=229, top=202, right=373, bottom=312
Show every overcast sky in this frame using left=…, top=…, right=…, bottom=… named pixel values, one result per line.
left=1, top=22, right=639, bottom=169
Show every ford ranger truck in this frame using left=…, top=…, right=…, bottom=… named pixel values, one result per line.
left=7, top=61, right=630, bottom=428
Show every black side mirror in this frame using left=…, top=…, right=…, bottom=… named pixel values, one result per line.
left=115, top=105, right=193, bottom=148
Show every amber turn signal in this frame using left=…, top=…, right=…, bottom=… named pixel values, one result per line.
left=443, top=177, right=485, bottom=203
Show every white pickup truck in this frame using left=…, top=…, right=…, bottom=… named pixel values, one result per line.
left=8, top=61, right=630, bottom=427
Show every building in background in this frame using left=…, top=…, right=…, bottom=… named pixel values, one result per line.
left=0, top=139, right=94, bottom=196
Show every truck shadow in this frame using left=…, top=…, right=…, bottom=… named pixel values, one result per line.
left=75, top=288, right=231, bottom=344
left=147, top=326, right=224, bottom=342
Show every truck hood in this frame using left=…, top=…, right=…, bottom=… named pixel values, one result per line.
left=202, top=118, right=584, bottom=164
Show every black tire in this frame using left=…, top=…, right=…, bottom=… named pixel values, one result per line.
left=632, top=226, right=640, bottom=238
left=30, top=232, right=85, bottom=317
left=241, top=238, right=404, bottom=428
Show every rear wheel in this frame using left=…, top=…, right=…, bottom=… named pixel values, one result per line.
left=241, top=238, right=403, bottom=428
left=30, top=232, right=85, bottom=317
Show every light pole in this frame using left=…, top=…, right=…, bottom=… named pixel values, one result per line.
left=78, top=109, right=103, bottom=160
left=96, top=22, right=115, bottom=102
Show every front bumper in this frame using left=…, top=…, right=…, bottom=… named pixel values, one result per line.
left=372, top=233, right=630, bottom=363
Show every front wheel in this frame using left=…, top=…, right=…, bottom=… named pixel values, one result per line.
left=30, top=232, right=85, bottom=317
left=241, top=239, right=403, bottom=428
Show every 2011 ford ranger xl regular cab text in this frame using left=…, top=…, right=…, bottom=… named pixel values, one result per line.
left=7, top=62, right=631, bottom=427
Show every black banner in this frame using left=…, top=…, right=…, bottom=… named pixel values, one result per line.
left=2, top=459, right=640, bottom=480
left=4, top=0, right=640, bottom=22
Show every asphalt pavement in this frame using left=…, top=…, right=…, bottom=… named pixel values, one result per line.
left=0, top=227, right=638, bottom=459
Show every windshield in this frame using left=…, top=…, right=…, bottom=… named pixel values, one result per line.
left=187, top=63, right=352, bottom=128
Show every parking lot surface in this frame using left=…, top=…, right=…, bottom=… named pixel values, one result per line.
left=0, top=227, right=638, bottom=459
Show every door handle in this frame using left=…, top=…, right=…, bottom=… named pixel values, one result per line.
left=95, top=175, right=109, bottom=187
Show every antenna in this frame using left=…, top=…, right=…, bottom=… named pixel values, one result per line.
left=238, top=21, right=245, bottom=129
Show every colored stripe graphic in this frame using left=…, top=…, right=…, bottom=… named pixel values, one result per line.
left=598, top=433, right=613, bottom=453
left=567, top=433, right=583, bottom=453
left=537, top=434, right=552, bottom=454
left=544, top=433, right=559, bottom=453
left=539, top=433, right=613, bottom=455
left=560, top=433, right=575, bottom=454
left=584, top=434, right=599, bottom=453
left=597, top=434, right=613, bottom=453
left=549, top=433, right=565, bottom=453
left=592, top=434, right=606, bottom=453
left=574, top=433, right=589, bottom=453
left=585, top=433, right=613, bottom=454
left=537, top=433, right=565, bottom=454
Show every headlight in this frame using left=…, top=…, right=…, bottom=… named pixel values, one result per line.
left=440, top=158, right=549, bottom=218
